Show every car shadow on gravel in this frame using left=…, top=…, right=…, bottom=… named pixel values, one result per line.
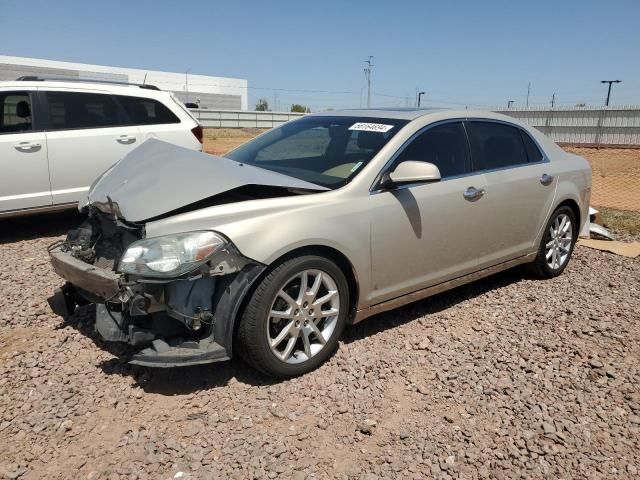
left=0, top=210, right=84, bottom=244
left=343, top=267, right=527, bottom=344
left=60, top=267, right=528, bottom=395
left=61, top=305, right=279, bottom=395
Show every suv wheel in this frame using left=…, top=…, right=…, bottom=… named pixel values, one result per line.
left=530, top=206, right=577, bottom=278
left=236, top=255, right=349, bottom=378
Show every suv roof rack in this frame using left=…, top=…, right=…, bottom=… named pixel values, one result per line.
left=15, top=75, right=160, bottom=90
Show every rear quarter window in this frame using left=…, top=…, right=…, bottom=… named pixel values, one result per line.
left=520, top=130, right=544, bottom=162
left=117, top=96, right=180, bottom=125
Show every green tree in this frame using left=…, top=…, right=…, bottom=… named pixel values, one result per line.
left=290, top=104, right=310, bottom=113
left=255, top=98, right=269, bottom=111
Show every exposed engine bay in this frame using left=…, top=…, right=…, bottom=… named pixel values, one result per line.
left=48, top=208, right=265, bottom=367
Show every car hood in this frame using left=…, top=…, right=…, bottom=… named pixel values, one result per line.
left=87, top=138, right=328, bottom=222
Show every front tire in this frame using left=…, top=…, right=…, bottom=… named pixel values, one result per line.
left=236, top=255, right=349, bottom=378
left=530, top=206, right=577, bottom=278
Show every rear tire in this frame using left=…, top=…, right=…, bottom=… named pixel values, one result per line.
left=529, top=206, right=577, bottom=278
left=236, top=255, right=349, bottom=378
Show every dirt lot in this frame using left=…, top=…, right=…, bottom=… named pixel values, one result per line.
left=564, top=147, right=640, bottom=212
left=1, top=212, right=639, bottom=480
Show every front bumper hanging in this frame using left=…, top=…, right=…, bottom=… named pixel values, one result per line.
left=47, top=245, right=265, bottom=367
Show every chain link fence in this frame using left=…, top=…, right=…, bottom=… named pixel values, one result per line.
left=564, top=146, right=640, bottom=212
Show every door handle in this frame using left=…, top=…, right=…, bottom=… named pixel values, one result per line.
left=463, top=186, right=485, bottom=201
left=540, top=173, right=554, bottom=186
left=116, top=135, right=136, bottom=145
left=14, top=142, right=42, bottom=152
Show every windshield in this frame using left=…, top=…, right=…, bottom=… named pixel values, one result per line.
left=225, top=116, right=408, bottom=189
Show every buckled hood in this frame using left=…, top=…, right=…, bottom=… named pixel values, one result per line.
left=86, top=139, right=328, bottom=222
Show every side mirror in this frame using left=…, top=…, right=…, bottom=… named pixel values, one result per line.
left=381, top=161, right=441, bottom=189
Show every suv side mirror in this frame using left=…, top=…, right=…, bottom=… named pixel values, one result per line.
left=380, top=161, right=442, bottom=189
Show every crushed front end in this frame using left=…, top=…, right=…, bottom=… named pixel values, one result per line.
left=47, top=208, right=265, bottom=367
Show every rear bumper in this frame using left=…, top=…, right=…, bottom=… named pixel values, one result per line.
left=49, top=247, right=120, bottom=300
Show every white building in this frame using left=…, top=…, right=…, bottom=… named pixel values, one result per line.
left=0, top=55, right=248, bottom=110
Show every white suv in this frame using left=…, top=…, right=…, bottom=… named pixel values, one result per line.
left=0, top=78, right=203, bottom=217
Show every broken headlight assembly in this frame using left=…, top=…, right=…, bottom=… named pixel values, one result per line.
left=118, top=231, right=230, bottom=278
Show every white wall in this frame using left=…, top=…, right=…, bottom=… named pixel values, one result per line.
left=0, top=55, right=248, bottom=110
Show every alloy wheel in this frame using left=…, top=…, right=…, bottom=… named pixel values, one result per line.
left=545, top=213, right=573, bottom=270
left=266, top=269, right=340, bottom=364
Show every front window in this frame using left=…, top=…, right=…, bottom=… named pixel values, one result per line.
left=0, top=92, right=33, bottom=134
left=393, top=122, right=471, bottom=178
left=226, top=116, right=408, bottom=189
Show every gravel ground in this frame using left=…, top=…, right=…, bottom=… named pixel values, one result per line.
left=1, top=212, right=639, bottom=480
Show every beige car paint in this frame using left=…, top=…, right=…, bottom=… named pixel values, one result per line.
left=143, top=109, right=591, bottom=315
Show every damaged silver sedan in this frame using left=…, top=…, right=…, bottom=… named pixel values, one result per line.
left=48, top=109, right=591, bottom=377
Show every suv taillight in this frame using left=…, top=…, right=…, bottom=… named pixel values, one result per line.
left=191, top=125, right=203, bottom=144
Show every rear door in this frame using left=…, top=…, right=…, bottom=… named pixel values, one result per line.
left=0, top=89, right=51, bottom=213
left=116, top=94, right=199, bottom=150
left=465, top=120, right=557, bottom=268
left=42, top=90, right=142, bottom=205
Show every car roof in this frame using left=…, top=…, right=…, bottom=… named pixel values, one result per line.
left=310, top=107, right=518, bottom=123
left=0, top=80, right=167, bottom=97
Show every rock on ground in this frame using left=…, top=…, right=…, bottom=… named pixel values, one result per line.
left=1, top=212, right=639, bottom=479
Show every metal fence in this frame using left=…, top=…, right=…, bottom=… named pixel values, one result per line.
left=192, top=109, right=305, bottom=129
left=197, top=106, right=640, bottom=147
left=496, top=106, right=640, bottom=147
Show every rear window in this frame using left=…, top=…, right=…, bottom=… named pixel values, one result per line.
left=117, top=96, right=180, bottom=125
left=45, top=91, right=121, bottom=130
left=466, top=121, right=529, bottom=171
left=0, top=91, right=33, bottom=134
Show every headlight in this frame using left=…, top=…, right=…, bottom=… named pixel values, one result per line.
left=118, top=231, right=227, bottom=278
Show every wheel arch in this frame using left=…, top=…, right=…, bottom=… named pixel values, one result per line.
left=227, top=244, right=360, bottom=357
left=555, top=198, right=581, bottom=226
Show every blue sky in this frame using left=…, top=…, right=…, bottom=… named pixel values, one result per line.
left=1, top=0, right=639, bottom=110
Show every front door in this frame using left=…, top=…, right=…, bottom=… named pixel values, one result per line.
left=0, top=90, right=51, bottom=213
left=369, top=121, right=488, bottom=304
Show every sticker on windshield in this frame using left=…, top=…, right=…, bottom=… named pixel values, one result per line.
left=348, top=122, right=394, bottom=133
left=350, top=161, right=363, bottom=173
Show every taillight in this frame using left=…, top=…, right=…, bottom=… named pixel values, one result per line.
left=191, top=125, right=203, bottom=144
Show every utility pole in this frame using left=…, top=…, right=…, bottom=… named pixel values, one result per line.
left=600, top=80, right=621, bottom=106
left=364, top=56, right=374, bottom=108
left=526, top=82, right=531, bottom=108
left=273, top=93, right=278, bottom=112
left=417, top=91, right=425, bottom=107
left=507, top=100, right=514, bottom=109
left=551, top=93, right=556, bottom=108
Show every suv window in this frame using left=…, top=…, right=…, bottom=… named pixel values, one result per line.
left=0, top=92, right=33, bottom=134
left=117, top=96, right=180, bottom=125
left=466, top=121, right=529, bottom=171
left=394, top=122, right=470, bottom=178
left=45, top=92, right=120, bottom=130
left=520, top=130, right=544, bottom=162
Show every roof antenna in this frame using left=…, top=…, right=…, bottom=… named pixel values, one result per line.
left=143, top=73, right=148, bottom=85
